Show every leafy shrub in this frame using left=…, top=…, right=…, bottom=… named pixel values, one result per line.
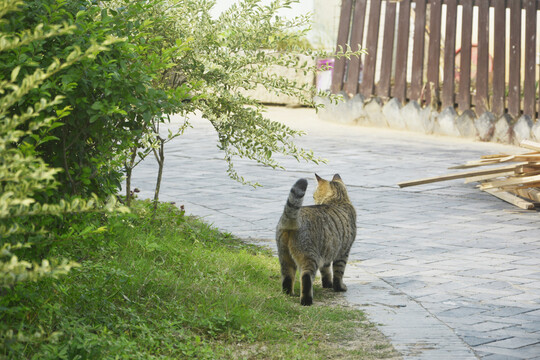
left=0, top=0, right=129, bottom=351
left=0, top=0, right=192, bottom=198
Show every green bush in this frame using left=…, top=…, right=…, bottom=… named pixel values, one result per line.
left=0, top=0, right=192, bottom=198
left=0, top=0, right=131, bottom=350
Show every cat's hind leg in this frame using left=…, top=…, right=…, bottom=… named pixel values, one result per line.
left=332, top=259, right=348, bottom=292
left=321, top=263, right=333, bottom=288
left=277, top=231, right=297, bottom=295
left=278, top=252, right=297, bottom=296
left=300, top=260, right=317, bottom=306
left=280, top=259, right=296, bottom=295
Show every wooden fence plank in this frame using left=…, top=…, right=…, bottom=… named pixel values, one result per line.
left=410, top=0, right=427, bottom=101
left=442, top=0, right=458, bottom=109
left=475, top=0, right=490, bottom=115
left=332, top=0, right=537, bottom=120
left=492, top=0, right=506, bottom=116
left=458, top=0, right=473, bottom=112
left=426, top=0, right=442, bottom=107
left=524, top=0, right=537, bottom=119
left=360, top=0, right=382, bottom=98
left=508, top=0, right=522, bottom=118
left=394, top=0, right=411, bottom=103
left=330, top=0, right=354, bottom=94
left=343, top=0, right=368, bottom=97
left=377, top=1, right=397, bottom=98
left=532, top=1, right=540, bottom=121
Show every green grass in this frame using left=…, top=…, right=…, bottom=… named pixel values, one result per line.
left=1, top=200, right=396, bottom=359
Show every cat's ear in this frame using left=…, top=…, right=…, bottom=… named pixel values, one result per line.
left=315, top=173, right=323, bottom=183
left=332, top=174, right=343, bottom=183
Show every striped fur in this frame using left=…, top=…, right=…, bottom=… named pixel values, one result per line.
left=276, top=174, right=357, bottom=306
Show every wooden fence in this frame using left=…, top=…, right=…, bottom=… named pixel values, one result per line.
left=331, top=0, right=540, bottom=120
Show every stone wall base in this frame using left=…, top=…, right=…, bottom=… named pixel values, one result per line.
left=315, top=95, right=539, bottom=145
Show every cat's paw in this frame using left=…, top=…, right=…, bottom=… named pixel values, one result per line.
left=333, top=282, right=347, bottom=292
left=282, top=277, right=294, bottom=295
left=322, top=278, right=333, bottom=288
left=300, top=295, right=313, bottom=306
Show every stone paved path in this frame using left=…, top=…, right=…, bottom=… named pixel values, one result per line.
left=131, top=107, right=540, bottom=359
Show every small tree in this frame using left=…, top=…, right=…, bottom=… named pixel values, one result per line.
left=115, top=0, right=360, bottom=193
left=161, top=0, right=334, bottom=184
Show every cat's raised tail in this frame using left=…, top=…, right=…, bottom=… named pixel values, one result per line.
left=278, top=178, right=307, bottom=230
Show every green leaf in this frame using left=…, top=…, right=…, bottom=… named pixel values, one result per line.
left=90, top=101, right=103, bottom=111
left=10, top=66, right=20, bottom=82
left=37, top=136, right=60, bottom=146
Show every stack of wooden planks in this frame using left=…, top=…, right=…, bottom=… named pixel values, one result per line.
left=398, top=140, right=540, bottom=210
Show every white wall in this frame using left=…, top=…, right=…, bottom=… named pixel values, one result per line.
left=311, top=0, right=341, bottom=50
left=211, top=0, right=341, bottom=50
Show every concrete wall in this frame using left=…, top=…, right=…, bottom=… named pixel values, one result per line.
left=241, top=55, right=315, bottom=106
left=315, top=94, right=540, bottom=146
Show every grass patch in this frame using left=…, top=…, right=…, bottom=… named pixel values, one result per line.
left=1, top=200, right=398, bottom=359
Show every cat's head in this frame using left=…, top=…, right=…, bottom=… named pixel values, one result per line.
left=313, top=174, right=350, bottom=205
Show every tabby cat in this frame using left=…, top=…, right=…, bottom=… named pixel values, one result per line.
left=276, top=174, right=357, bottom=306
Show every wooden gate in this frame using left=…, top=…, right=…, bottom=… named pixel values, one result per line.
left=331, top=0, right=540, bottom=120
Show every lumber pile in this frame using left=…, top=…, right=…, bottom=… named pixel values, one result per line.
left=398, top=140, right=540, bottom=210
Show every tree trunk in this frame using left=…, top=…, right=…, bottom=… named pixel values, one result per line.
left=153, top=138, right=165, bottom=213
left=125, top=146, right=138, bottom=207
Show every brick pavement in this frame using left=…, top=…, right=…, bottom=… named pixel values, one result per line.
left=131, top=107, right=540, bottom=359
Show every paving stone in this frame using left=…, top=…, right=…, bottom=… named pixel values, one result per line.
left=471, top=321, right=517, bottom=332
left=532, top=120, right=540, bottom=143
left=475, top=343, right=540, bottom=359
left=348, top=93, right=367, bottom=125
left=513, top=115, right=533, bottom=144
left=493, top=114, right=514, bottom=144
left=489, top=336, right=540, bottom=349
left=419, top=105, right=436, bottom=134
left=402, top=100, right=424, bottom=132
left=383, top=97, right=407, bottom=130
left=363, top=97, right=388, bottom=127
left=435, top=106, right=460, bottom=137
left=463, top=335, right=506, bottom=347
left=438, top=306, right=489, bottom=319
left=475, top=112, right=496, bottom=141
left=456, top=109, right=477, bottom=138
left=481, top=353, right=524, bottom=360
